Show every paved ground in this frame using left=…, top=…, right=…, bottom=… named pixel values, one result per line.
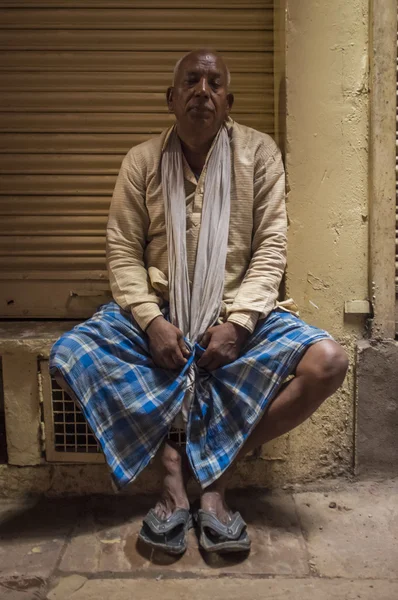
left=0, top=478, right=397, bottom=600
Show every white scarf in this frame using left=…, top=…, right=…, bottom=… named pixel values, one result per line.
left=161, top=126, right=231, bottom=343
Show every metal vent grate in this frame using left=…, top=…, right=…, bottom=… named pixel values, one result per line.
left=51, top=379, right=186, bottom=451
left=40, top=361, right=186, bottom=463
left=167, top=427, right=187, bottom=448
left=40, top=361, right=104, bottom=463
left=51, top=378, right=100, bottom=454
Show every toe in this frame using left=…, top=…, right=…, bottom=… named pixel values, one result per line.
left=153, top=499, right=169, bottom=520
left=201, top=491, right=232, bottom=524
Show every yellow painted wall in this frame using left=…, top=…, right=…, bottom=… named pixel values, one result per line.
left=278, top=0, right=369, bottom=482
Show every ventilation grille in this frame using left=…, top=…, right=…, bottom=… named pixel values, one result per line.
left=40, top=360, right=185, bottom=463
left=40, top=361, right=104, bottom=463
left=167, top=427, right=187, bottom=448
left=51, top=378, right=100, bottom=455
left=51, top=379, right=187, bottom=451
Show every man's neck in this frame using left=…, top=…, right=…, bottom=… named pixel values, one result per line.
left=177, top=127, right=216, bottom=174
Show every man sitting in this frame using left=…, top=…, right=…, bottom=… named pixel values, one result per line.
left=50, top=49, right=348, bottom=555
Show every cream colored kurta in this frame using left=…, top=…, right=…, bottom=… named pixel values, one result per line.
left=107, top=118, right=288, bottom=334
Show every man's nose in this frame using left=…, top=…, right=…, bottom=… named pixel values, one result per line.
left=194, top=76, right=210, bottom=96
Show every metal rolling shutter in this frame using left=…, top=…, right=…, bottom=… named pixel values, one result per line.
left=0, top=0, right=275, bottom=318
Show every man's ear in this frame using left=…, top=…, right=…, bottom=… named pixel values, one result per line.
left=166, top=86, right=174, bottom=113
left=226, top=92, right=234, bottom=114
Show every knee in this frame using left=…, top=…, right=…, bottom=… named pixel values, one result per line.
left=304, top=341, right=349, bottom=390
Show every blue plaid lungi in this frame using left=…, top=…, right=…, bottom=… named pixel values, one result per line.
left=49, top=301, right=331, bottom=490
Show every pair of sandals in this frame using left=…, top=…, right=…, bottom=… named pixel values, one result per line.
left=139, top=506, right=251, bottom=555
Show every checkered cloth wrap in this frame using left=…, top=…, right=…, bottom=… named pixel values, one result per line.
left=49, top=301, right=332, bottom=490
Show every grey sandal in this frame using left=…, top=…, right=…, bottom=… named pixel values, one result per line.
left=138, top=508, right=192, bottom=555
left=196, top=509, right=251, bottom=553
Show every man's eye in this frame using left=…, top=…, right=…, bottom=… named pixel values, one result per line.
left=211, top=81, right=221, bottom=89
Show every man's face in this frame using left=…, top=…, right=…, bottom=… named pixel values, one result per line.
left=167, top=52, right=234, bottom=139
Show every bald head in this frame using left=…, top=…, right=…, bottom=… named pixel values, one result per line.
left=166, top=49, right=234, bottom=147
left=173, top=49, right=231, bottom=88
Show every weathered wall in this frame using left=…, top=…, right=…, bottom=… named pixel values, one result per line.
left=282, top=0, right=369, bottom=479
left=356, top=340, right=398, bottom=476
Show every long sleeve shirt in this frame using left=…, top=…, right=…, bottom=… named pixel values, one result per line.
left=106, top=117, right=288, bottom=334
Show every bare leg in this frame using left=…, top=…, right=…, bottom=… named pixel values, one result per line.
left=153, top=441, right=190, bottom=519
left=54, top=373, right=191, bottom=519
left=201, top=339, right=349, bottom=523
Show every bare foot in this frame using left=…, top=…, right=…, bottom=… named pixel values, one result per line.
left=200, top=484, right=232, bottom=525
left=153, top=442, right=190, bottom=520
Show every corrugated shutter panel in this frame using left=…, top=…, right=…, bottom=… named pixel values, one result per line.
left=0, top=0, right=275, bottom=317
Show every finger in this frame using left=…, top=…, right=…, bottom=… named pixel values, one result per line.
left=200, top=331, right=211, bottom=348
left=202, top=351, right=224, bottom=370
left=178, top=337, right=190, bottom=358
left=151, top=349, right=183, bottom=371
left=206, top=355, right=229, bottom=371
left=160, top=356, right=180, bottom=370
left=203, top=361, right=219, bottom=372
left=197, top=347, right=214, bottom=368
left=171, top=346, right=187, bottom=368
left=198, top=347, right=230, bottom=371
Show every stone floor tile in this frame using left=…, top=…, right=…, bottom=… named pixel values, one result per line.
left=60, top=492, right=309, bottom=576
left=0, top=576, right=45, bottom=600
left=0, top=498, right=82, bottom=579
left=48, top=577, right=398, bottom=600
left=294, top=480, right=398, bottom=579
left=60, top=497, right=140, bottom=573
left=1, top=589, right=40, bottom=600
left=47, top=575, right=87, bottom=600
left=57, top=515, right=101, bottom=573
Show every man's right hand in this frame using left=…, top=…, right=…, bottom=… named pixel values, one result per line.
left=146, top=316, right=190, bottom=370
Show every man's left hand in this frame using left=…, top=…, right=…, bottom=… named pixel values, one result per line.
left=197, top=322, right=251, bottom=371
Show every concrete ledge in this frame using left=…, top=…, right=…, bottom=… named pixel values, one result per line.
left=356, top=339, right=398, bottom=476
left=0, top=322, right=80, bottom=466
left=0, top=321, right=80, bottom=356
